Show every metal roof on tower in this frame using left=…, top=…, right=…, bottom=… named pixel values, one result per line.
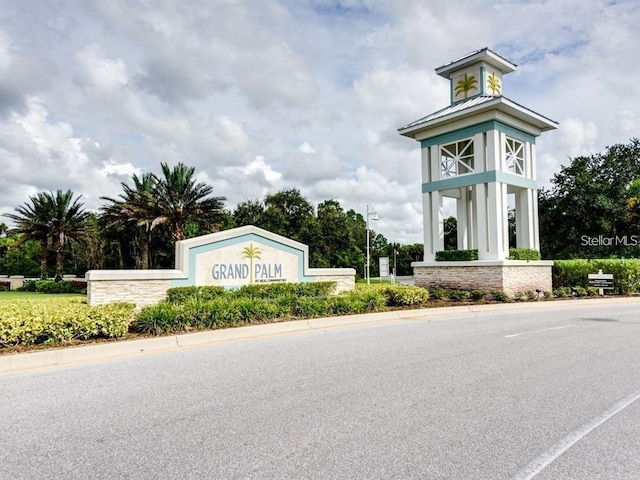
left=398, top=95, right=558, bottom=137
left=435, top=47, right=517, bottom=78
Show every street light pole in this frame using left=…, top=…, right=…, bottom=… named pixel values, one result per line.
left=366, top=204, right=379, bottom=285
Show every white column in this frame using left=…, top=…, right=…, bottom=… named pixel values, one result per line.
left=517, top=188, right=536, bottom=249
left=432, top=190, right=445, bottom=255
left=474, top=183, right=488, bottom=258
left=467, top=187, right=476, bottom=250
left=485, top=182, right=506, bottom=260
left=501, top=183, right=509, bottom=255
left=421, top=145, right=432, bottom=183
left=457, top=188, right=469, bottom=249
left=532, top=188, right=541, bottom=251
left=486, top=130, right=501, bottom=171
left=423, top=191, right=434, bottom=262
left=430, top=145, right=439, bottom=180
left=473, top=133, right=485, bottom=172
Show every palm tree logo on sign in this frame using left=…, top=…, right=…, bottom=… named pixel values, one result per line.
left=242, top=243, right=262, bottom=284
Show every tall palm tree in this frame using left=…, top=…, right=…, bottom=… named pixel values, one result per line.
left=153, top=162, right=227, bottom=242
left=3, top=192, right=54, bottom=279
left=101, top=173, right=160, bottom=269
left=45, top=190, right=89, bottom=280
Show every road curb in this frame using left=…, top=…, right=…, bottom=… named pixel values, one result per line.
left=2, top=296, right=639, bottom=375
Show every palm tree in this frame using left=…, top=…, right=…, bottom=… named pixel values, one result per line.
left=3, top=192, right=54, bottom=279
left=101, top=173, right=160, bottom=269
left=455, top=73, right=478, bottom=99
left=153, top=162, right=227, bottom=242
left=242, top=243, right=262, bottom=284
left=45, top=190, right=89, bottom=281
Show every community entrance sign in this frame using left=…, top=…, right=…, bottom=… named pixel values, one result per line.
left=175, top=226, right=319, bottom=288
left=86, top=225, right=355, bottom=306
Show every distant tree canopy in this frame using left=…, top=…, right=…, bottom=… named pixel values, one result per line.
left=1, top=167, right=422, bottom=278
left=539, top=138, right=640, bottom=259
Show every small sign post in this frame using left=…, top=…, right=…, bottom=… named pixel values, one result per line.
left=588, top=269, right=614, bottom=296
left=379, top=257, right=389, bottom=282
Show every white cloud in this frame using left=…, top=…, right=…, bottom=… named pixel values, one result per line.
left=299, top=142, right=316, bottom=154
left=74, top=44, right=128, bottom=93
left=1, top=0, right=640, bottom=246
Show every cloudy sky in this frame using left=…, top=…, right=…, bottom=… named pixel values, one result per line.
left=1, top=0, right=638, bottom=244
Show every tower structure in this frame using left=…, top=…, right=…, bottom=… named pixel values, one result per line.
left=398, top=48, right=557, bottom=294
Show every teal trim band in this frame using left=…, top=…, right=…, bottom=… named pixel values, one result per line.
left=480, top=66, right=486, bottom=95
left=496, top=122, right=536, bottom=144
left=494, top=171, right=538, bottom=190
left=420, top=120, right=536, bottom=148
left=422, top=170, right=537, bottom=193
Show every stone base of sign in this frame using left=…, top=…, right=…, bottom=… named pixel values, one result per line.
left=86, top=268, right=355, bottom=308
left=86, top=270, right=185, bottom=307
left=411, top=260, right=553, bottom=297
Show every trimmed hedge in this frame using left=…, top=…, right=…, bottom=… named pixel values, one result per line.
left=165, top=282, right=336, bottom=303
left=134, top=283, right=428, bottom=335
left=508, top=248, right=541, bottom=261
left=19, top=279, right=87, bottom=294
left=435, top=250, right=479, bottom=261
left=0, top=298, right=135, bottom=346
left=553, top=259, right=640, bottom=294
left=166, top=286, right=226, bottom=303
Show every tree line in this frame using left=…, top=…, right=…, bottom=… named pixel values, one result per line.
left=3, top=138, right=639, bottom=279
left=1, top=162, right=422, bottom=279
left=539, top=138, right=640, bottom=259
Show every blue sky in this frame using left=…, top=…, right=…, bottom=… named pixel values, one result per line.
left=0, top=0, right=639, bottom=244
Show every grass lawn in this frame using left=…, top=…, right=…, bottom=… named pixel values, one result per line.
left=0, top=291, right=86, bottom=301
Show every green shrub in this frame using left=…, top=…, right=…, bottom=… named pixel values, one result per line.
left=328, top=295, right=355, bottom=315
left=508, top=248, right=541, bottom=260
left=428, top=287, right=446, bottom=300
left=490, top=290, right=510, bottom=302
left=543, top=290, right=553, bottom=299
left=33, top=280, right=84, bottom=294
left=448, top=290, right=468, bottom=302
left=383, top=285, right=429, bottom=306
left=553, top=259, right=640, bottom=294
left=166, top=286, right=226, bottom=303
left=21, top=280, right=38, bottom=292
left=513, top=291, right=524, bottom=301
left=435, top=250, right=479, bottom=261
left=573, top=286, right=588, bottom=297
left=525, top=290, right=536, bottom=300
left=554, top=286, right=572, bottom=298
left=290, top=296, right=331, bottom=318
left=0, top=298, right=134, bottom=346
left=133, top=302, right=182, bottom=335
left=470, top=290, right=488, bottom=301
left=235, top=282, right=335, bottom=299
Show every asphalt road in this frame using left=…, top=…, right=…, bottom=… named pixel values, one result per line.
left=1, top=301, right=640, bottom=479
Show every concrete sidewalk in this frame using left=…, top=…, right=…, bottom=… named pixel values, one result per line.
left=2, top=296, right=639, bottom=375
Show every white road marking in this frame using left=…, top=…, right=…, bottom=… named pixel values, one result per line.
left=504, top=325, right=577, bottom=338
left=513, top=389, right=640, bottom=480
